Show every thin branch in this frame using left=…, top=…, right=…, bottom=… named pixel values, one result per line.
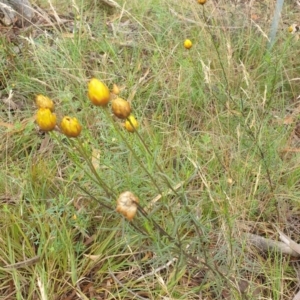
left=244, top=233, right=300, bottom=257
left=135, top=258, right=177, bottom=282
left=3, top=255, right=40, bottom=270
left=99, top=0, right=120, bottom=9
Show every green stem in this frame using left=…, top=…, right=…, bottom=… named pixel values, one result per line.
left=71, top=137, right=116, bottom=198
left=50, top=131, right=115, bottom=199
left=104, top=108, right=163, bottom=194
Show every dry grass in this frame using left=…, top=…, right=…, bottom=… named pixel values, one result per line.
left=1, top=0, right=300, bottom=299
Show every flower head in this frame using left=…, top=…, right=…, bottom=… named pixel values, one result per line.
left=288, top=24, right=299, bottom=34
left=35, top=94, right=54, bottom=111
left=88, top=78, right=110, bottom=106
left=111, top=97, right=131, bottom=119
left=60, top=116, right=82, bottom=138
left=116, top=191, right=139, bottom=221
left=112, top=84, right=120, bottom=95
left=124, top=115, right=139, bottom=132
left=198, top=0, right=206, bottom=4
left=36, top=108, right=57, bottom=131
left=184, top=39, right=192, bottom=49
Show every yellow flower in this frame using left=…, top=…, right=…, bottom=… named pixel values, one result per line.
left=111, top=97, right=131, bottom=119
left=124, top=115, right=138, bottom=132
left=35, top=94, right=54, bottom=111
left=116, top=191, right=139, bottom=221
left=60, top=116, right=82, bottom=138
left=184, top=39, right=192, bottom=49
left=87, top=78, right=110, bottom=106
left=36, top=108, right=57, bottom=131
left=198, top=0, right=206, bottom=4
left=288, top=24, right=299, bottom=34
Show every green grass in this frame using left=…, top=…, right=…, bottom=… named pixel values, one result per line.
left=1, top=0, right=300, bottom=298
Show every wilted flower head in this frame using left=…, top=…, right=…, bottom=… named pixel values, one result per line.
left=124, top=115, right=139, bottom=133
left=60, top=116, right=82, bottom=138
left=35, top=94, right=55, bottom=111
left=36, top=108, right=56, bottom=131
left=116, top=191, right=139, bottom=221
left=88, top=78, right=110, bottom=106
left=111, top=97, right=131, bottom=119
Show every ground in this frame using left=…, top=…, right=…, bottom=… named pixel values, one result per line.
left=1, top=0, right=300, bottom=299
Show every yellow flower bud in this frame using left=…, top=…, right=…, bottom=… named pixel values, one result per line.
left=124, top=115, right=138, bottom=132
left=184, top=39, right=192, bottom=49
left=112, top=83, right=120, bottom=95
left=36, top=108, right=56, bottom=131
left=198, top=0, right=206, bottom=4
left=289, top=24, right=300, bottom=34
left=60, top=116, right=82, bottom=138
left=116, top=191, right=139, bottom=221
left=87, top=78, right=110, bottom=106
left=111, top=97, right=131, bottom=119
left=35, top=94, right=54, bottom=111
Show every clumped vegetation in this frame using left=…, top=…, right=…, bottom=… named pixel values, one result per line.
left=1, top=0, right=300, bottom=299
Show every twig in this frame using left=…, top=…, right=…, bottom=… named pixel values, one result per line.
left=100, top=0, right=120, bottom=9
left=244, top=233, right=300, bottom=257
left=276, top=226, right=300, bottom=255
left=4, top=255, right=40, bottom=270
left=135, top=257, right=177, bottom=282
